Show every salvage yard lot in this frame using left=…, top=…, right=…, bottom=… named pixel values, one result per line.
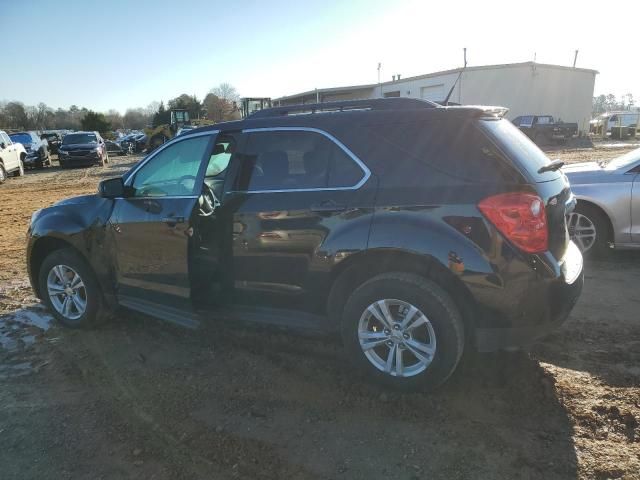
left=0, top=148, right=639, bottom=479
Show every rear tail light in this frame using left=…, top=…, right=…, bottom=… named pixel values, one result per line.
left=478, top=192, right=548, bottom=253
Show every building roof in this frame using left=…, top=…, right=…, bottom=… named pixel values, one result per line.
left=274, top=61, right=599, bottom=102
left=275, top=83, right=377, bottom=103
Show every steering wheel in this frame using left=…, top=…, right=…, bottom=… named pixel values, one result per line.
left=199, top=183, right=220, bottom=217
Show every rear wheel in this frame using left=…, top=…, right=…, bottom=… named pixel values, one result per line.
left=568, top=204, right=610, bottom=257
left=38, top=248, right=107, bottom=328
left=534, top=132, right=548, bottom=146
left=341, top=272, right=464, bottom=391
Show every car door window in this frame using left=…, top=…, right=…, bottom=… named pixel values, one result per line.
left=1, top=133, right=11, bottom=146
left=131, top=135, right=210, bottom=197
left=235, top=130, right=365, bottom=191
left=206, top=135, right=236, bottom=177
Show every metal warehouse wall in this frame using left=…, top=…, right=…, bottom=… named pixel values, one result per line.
left=375, top=63, right=596, bottom=133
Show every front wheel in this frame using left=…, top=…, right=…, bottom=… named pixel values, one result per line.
left=341, top=272, right=464, bottom=391
left=38, top=248, right=107, bottom=328
left=0, top=165, right=6, bottom=183
left=567, top=204, right=610, bottom=257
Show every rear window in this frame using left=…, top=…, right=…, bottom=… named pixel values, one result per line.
left=481, top=118, right=558, bottom=183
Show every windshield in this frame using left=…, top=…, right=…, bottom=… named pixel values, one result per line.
left=605, top=147, right=640, bottom=170
left=9, top=133, right=32, bottom=144
left=63, top=133, right=98, bottom=145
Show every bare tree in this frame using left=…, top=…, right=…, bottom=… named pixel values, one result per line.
left=105, top=109, right=124, bottom=130
left=204, top=83, right=241, bottom=122
left=210, top=83, right=240, bottom=104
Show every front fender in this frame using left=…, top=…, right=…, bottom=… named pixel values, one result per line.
left=27, top=195, right=115, bottom=300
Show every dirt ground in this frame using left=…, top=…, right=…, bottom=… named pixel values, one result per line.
left=0, top=146, right=638, bottom=479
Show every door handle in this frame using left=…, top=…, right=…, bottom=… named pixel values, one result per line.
left=163, top=216, right=185, bottom=226
left=310, top=200, right=347, bottom=213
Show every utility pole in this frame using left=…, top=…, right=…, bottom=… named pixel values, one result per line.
left=377, top=63, right=381, bottom=84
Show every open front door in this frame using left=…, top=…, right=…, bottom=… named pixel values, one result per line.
left=109, top=133, right=215, bottom=327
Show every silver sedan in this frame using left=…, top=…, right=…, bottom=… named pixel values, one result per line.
left=563, top=147, right=640, bottom=255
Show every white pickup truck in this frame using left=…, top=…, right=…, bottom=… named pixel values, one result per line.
left=0, top=130, right=26, bottom=183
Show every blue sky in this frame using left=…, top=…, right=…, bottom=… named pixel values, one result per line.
left=2, top=0, right=639, bottom=113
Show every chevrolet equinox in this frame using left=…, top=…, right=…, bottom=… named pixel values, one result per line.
left=26, top=98, right=584, bottom=390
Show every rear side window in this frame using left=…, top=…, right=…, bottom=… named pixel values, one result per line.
left=235, top=130, right=365, bottom=191
left=368, top=119, right=518, bottom=185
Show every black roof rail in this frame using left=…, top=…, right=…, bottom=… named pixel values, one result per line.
left=248, top=98, right=439, bottom=119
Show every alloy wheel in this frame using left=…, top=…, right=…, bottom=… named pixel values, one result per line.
left=46, top=264, right=87, bottom=320
left=567, top=212, right=596, bottom=253
left=358, top=299, right=437, bottom=377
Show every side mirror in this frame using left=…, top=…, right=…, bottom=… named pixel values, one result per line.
left=0, top=142, right=5, bottom=149
left=98, top=177, right=126, bottom=198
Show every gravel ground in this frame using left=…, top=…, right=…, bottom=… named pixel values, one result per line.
left=0, top=147, right=638, bottom=479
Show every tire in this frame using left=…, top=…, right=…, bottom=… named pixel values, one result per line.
left=534, top=132, right=548, bottom=146
left=0, top=164, right=6, bottom=183
left=568, top=204, right=610, bottom=257
left=38, top=248, right=107, bottom=328
left=59, top=160, right=68, bottom=169
left=11, top=159, right=24, bottom=177
left=341, top=272, right=464, bottom=391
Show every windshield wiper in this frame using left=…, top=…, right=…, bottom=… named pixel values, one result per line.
left=538, top=160, right=565, bottom=174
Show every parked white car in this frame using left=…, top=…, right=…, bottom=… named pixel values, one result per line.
left=0, top=130, right=26, bottom=183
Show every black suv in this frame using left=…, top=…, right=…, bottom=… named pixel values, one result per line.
left=57, top=131, right=109, bottom=168
left=26, top=99, right=583, bottom=390
left=8, top=131, right=51, bottom=168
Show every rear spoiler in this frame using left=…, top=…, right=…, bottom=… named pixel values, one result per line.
left=440, top=105, right=509, bottom=119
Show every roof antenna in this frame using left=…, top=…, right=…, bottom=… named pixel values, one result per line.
left=443, top=47, right=467, bottom=106
left=573, top=49, right=579, bottom=68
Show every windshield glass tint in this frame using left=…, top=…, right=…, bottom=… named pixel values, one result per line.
left=63, top=133, right=97, bottom=144
left=9, top=133, right=31, bottom=144
left=606, top=148, right=640, bottom=170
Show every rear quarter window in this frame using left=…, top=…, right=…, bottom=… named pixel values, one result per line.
left=363, top=119, right=520, bottom=186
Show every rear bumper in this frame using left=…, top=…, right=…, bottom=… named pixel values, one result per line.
left=474, top=241, right=584, bottom=352
left=60, top=155, right=101, bottom=165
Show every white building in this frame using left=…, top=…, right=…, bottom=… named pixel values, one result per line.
left=274, top=62, right=598, bottom=134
